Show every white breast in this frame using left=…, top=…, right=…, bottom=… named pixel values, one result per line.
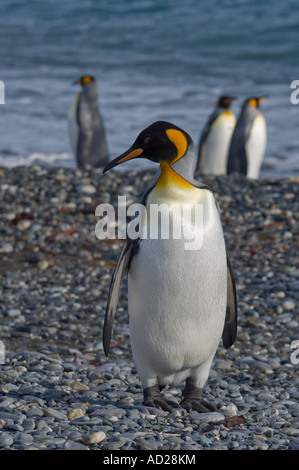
left=200, top=112, right=236, bottom=175
left=128, top=188, right=227, bottom=388
left=245, top=113, right=267, bottom=179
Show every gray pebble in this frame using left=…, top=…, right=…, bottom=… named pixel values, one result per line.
left=105, top=437, right=129, bottom=450
left=0, top=433, right=14, bottom=448
left=26, top=408, right=44, bottom=418
left=189, top=412, right=225, bottom=423
left=44, top=408, right=68, bottom=421
left=0, top=242, right=13, bottom=253
left=13, top=432, right=34, bottom=445
left=63, top=440, right=89, bottom=450
left=22, top=419, right=36, bottom=431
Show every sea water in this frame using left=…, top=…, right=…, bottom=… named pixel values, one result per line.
left=0, top=0, right=298, bottom=177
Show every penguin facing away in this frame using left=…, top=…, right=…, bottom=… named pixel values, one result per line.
left=102, top=121, right=237, bottom=412
left=197, top=96, right=236, bottom=175
left=68, top=75, right=109, bottom=169
left=227, top=96, right=267, bottom=179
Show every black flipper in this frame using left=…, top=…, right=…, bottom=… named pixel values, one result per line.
left=102, top=239, right=133, bottom=356
left=76, top=128, right=93, bottom=168
left=102, top=186, right=154, bottom=356
left=222, top=252, right=238, bottom=349
left=227, top=142, right=248, bottom=175
left=197, top=109, right=222, bottom=168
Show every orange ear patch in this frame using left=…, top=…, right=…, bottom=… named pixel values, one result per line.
left=166, top=129, right=188, bottom=164
left=81, top=76, right=93, bottom=87
left=248, top=98, right=258, bottom=109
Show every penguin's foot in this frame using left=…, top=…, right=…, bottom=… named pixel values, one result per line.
left=180, top=378, right=216, bottom=413
left=143, top=385, right=179, bottom=412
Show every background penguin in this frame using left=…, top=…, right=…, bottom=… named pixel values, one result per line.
left=226, top=96, right=267, bottom=179
left=197, top=96, right=236, bottom=175
left=68, top=75, right=109, bottom=169
left=102, top=121, right=237, bottom=412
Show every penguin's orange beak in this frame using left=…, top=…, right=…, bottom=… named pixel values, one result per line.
left=258, top=96, right=267, bottom=105
left=103, top=147, right=143, bottom=173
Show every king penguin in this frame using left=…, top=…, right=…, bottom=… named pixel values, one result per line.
left=227, top=96, right=267, bottom=179
left=102, top=121, right=237, bottom=412
left=197, top=96, right=236, bottom=176
left=68, top=75, right=109, bottom=169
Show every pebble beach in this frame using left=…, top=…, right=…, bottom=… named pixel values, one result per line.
left=0, top=165, right=298, bottom=451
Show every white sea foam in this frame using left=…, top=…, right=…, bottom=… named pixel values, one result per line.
left=0, top=152, right=75, bottom=168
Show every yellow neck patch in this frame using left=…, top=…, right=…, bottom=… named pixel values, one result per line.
left=166, top=129, right=188, bottom=164
left=156, top=161, right=194, bottom=191
left=223, top=109, right=234, bottom=117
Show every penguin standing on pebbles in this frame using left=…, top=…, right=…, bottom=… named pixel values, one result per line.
left=68, top=75, right=109, bottom=169
left=227, top=96, right=267, bottom=179
left=102, top=121, right=237, bottom=412
left=197, top=96, right=236, bottom=175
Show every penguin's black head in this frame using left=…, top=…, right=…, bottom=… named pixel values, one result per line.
left=74, top=75, right=95, bottom=87
left=217, top=96, right=236, bottom=109
left=103, top=121, right=193, bottom=173
left=245, top=96, right=267, bottom=109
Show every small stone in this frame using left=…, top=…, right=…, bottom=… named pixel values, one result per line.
left=38, top=259, right=49, bottom=270
left=106, top=437, right=128, bottom=450
left=63, top=440, right=89, bottom=450
left=55, top=174, right=68, bottom=183
left=136, top=437, right=158, bottom=450
left=224, top=403, right=239, bottom=417
left=44, top=408, right=67, bottom=421
left=0, top=434, right=13, bottom=448
left=190, top=412, right=225, bottom=423
left=120, top=397, right=134, bottom=403
left=284, top=428, right=299, bottom=436
left=0, top=397, right=15, bottom=407
left=22, top=419, right=35, bottom=431
left=26, top=408, right=43, bottom=418
left=0, top=243, right=13, bottom=253
left=14, top=432, right=34, bottom=445
left=7, top=308, right=22, bottom=317
left=283, top=300, right=295, bottom=311
left=68, top=381, right=90, bottom=390
left=68, top=408, right=85, bottom=421
left=80, top=184, right=96, bottom=194
left=82, top=431, right=106, bottom=445
left=277, top=291, right=285, bottom=299
left=36, top=420, right=52, bottom=431
left=17, top=219, right=31, bottom=230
